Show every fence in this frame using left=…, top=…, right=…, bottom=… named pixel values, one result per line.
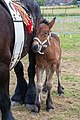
left=41, top=6, right=80, bottom=16
left=44, top=16, right=80, bottom=37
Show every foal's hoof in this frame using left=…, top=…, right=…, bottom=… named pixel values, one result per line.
left=31, top=102, right=41, bottom=113
left=46, top=106, right=54, bottom=112
left=58, top=89, right=64, bottom=96
left=26, top=103, right=40, bottom=113
left=46, top=101, right=54, bottom=112
left=28, top=102, right=41, bottom=113
left=58, top=86, right=64, bottom=96
left=31, top=105, right=39, bottom=113
left=26, top=104, right=40, bottom=113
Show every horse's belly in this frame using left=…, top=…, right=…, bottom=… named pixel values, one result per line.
left=44, top=47, right=60, bottom=65
left=21, top=40, right=32, bottom=58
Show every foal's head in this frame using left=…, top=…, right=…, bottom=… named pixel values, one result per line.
left=32, top=17, right=56, bottom=54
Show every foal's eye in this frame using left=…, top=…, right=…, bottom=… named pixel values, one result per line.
left=44, top=31, right=49, bottom=35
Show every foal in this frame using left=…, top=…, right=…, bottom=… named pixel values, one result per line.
left=32, top=17, right=64, bottom=112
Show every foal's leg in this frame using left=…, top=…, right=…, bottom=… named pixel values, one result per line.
left=56, top=63, right=64, bottom=95
left=42, top=77, right=47, bottom=93
left=46, top=67, right=54, bottom=112
left=0, top=63, right=14, bottom=120
left=11, top=61, right=27, bottom=105
left=32, top=67, right=43, bottom=113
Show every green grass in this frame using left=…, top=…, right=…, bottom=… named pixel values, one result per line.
left=62, top=56, right=80, bottom=61
left=60, top=34, right=80, bottom=51
left=62, top=74, right=80, bottom=82
left=51, top=33, right=80, bottom=102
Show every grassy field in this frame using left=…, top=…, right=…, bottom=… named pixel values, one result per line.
left=5, top=34, right=79, bottom=120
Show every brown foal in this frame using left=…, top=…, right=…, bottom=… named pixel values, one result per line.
left=32, top=17, right=64, bottom=112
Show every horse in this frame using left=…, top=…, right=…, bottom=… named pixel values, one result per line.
left=0, top=0, right=41, bottom=119
left=32, top=17, right=64, bottom=112
left=11, top=0, right=41, bottom=105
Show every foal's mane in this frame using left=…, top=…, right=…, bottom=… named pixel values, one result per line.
left=40, top=19, right=49, bottom=25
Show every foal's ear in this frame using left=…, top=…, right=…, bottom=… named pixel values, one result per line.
left=49, top=17, right=56, bottom=29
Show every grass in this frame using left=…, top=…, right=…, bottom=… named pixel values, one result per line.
left=60, top=34, right=80, bottom=51
left=59, top=34, right=80, bottom=100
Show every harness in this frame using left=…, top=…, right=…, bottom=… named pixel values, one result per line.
left=5, top=0, right=25, bottom=70
left=33, top=33, right=52, bottom=54
left=4, top=0, right=33, bottom=70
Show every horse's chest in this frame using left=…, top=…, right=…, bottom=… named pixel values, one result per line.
left=36, top=55, right=47, bottom=68
left=36, top=46, right=60, bottom=69
left=36, top=54, right=57, bottom=69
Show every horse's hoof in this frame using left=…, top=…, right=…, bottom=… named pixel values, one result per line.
left=11, top=101, right=21, bottom=108
left=11, top=80, right=27, bottom=104
left=26, top=104, right=36, bottom=111
left=11, top=93, right=24, bottom=105
left=25, top=84, right=36, bottom=104
left=4, top=111, right=15, bottom=120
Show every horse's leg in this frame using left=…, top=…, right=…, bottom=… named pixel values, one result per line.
left=11, top=61, right=27, bottom=105
left=56, top=62, right=64, bottom=95
left=25, top=49, right=36, bottom=106
left=46, top=67, right=54, bottom=112
left=33, top=67, right=43, bottom=113
left=0, top=63, right=14, bottom=120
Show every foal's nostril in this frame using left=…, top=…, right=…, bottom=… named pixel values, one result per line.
left=32, top=44, right=39, bottom=52
left=34, top=45, right=38, bottom=50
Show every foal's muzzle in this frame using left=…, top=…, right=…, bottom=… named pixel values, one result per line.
left=32, top=43, right=40, bottom=53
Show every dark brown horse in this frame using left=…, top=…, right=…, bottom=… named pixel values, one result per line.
left=0, top=0, right=41, bottom=119
left=32, top=17, right=64, bottom=112
left=11, top=0, right=41, bottom=105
